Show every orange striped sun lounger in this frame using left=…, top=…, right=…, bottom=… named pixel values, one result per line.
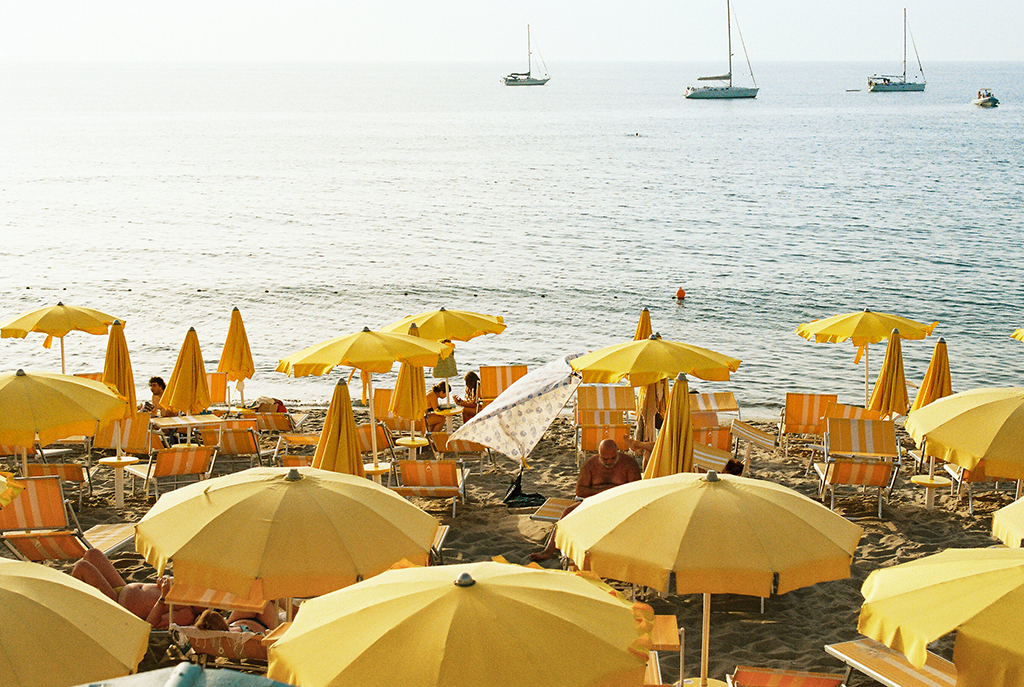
left=727, top=666, right=846, bottom=687
left=730, top=419, right=778, bottom=475
left=391, top=460, right=468, bottom=517
left=779, top=393, right=838, bottom=462
left=825, top=637, right=956, bottom=687
left=479, top=364, right=529, bottom=407
left=814, top=418, right=901, bottom=518
left=530, top=497, right=578, bottom=522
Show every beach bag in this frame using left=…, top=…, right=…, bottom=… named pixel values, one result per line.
left=502, top=471, right=546, bottom=508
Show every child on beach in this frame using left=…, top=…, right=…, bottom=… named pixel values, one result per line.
left=453, top=371, right=481, bottom=424
left=425, top=381, right=450, bottom=432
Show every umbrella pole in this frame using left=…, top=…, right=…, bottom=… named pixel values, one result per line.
left=367, top=373, right=378, bottom=467
left=701, top=592, right=711, bottom=687
left=19, top=447, right=28, bottom=478
left=864, top=344, right=870, bottom=406
left=60, top=337, right=66, bottom=375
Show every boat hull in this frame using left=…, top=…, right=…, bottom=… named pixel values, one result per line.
left=973, top=97, right=999, bottom=107
left=868, top=80, right=925, bottom=92
left=684, top=85, right=758, bottom=99
left=503, top=76, right=550, bottom=86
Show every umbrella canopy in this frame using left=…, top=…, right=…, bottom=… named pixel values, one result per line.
left=796, top=309, right=938, bottom=405
left=993, top=498, right=1024, bottom=548
left=556, top=471, right=861, bottom=686
left=633, top=308, right=652, bottom=342
left=0, top=369, right=129, bottom=448
left=904, top=387, right=1024, bottom=474
left=0, top=472, right=25, bottom=509
left=267, top=561, right=651, bottom=687
left=450, top=357, right=582, bottom=466
left=381, top=307, right=506, bottom=342
left=642, top=373, right=693, bottom=478
left=217, top=307, right=256, bottom=383
left=389, top=323, right=428, bottom=422
left=867, top=330, right=909, bottom=418
left=909, top=337, right=952, bottom=413
left=0, top=558, right=150, bottom=687
left=570, top=335, right=741, bottom=387
left=1013, top=329, right=1023, bottom=342
left=858, top=547, right=1024, bottom=687
left=161, top=327, right=211, bottom=415
left=102, top=320, right=136, bottom=413
left=277, top=327, right=448, bottom=377
left=0, top=302, right=119, bottom=374
left=312, top=380, right=365, bottom=476
left=135, top=466, right=439, bottom=600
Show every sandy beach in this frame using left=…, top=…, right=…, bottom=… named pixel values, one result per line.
left=1, top=406, right=1008, bottom=683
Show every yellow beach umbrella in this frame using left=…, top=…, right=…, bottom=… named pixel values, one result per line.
left=909, top=337, right=952, bottom=413
left=570, top=335, right=741, bottom=387
left=381, top=307, right=506, bottom=342
left=905, top=387, right=1024, bottom=475
left=557, top=472, right=861, bottom=686
left=858, top=547, right=1024, bottom=687
left=867, top=329, right=909, bottom=418
left=101, top=319, right=136, bottom=414
left=993, top=498, right=1024, bottom=548
left=633, top=307, right=652, bottom=342
left=0, top=302, right=119, bottom=374
left=161, top=327, right=210, bottom=415
left=312, top=380, right=364, bottom=477
left=1013, top=329, right=1024, bottom=342
left=796, top=309, right=938, bottom=405
left=389, top=323, right=428, bottom=426
left=135, top=466, right=439, bottom=600
left=267, top=561, right=651, bottom=687
left=0, top=369, right=129, bottom=474
left=643, top=373, right=693, bottom=478
left=217, top=306, right=256, bottom=407
left=0, top=558, right=150, bottom=687
left=632, top=309, right=664, bottom=442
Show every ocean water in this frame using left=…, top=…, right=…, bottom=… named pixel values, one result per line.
left=1, top=61, right=1022, bottom=417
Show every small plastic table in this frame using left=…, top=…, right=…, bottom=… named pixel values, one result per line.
left=363, top=461, right=393, bottom=486
left=436, top=407, right=462, bottom=434
left=395, top=436, right=429, bottom=460
left=98, top=456, right=139, bottom=509
left=911, top=474, right=952, bottom=510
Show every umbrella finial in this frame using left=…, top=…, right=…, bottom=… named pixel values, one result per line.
left=57, top=301, right=64, bottom=306
left=676, top=372, right=687, bottom=381
left=704, top=470, right=720, bottom=482
left=232, top=306, right=240, bottom=311
left=112, top=319, right=121, bottom=326
left=454, top=572, right=476, bottom=587
left=938, top=337, right=945, bottom=343
left=188, top=326, right=196, bottom=332
left=16, top=369, right=26, bottom=376
left=649, top=333, right=660, bottom=340
left=439, top=307, right=447, bottom=311
left=285, top=468, right=303, bottom=481
left=362, top=326, right=372, bottom=332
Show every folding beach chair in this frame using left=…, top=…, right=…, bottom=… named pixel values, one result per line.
left=429, top=432, right=493, bottom=474
left=92, top=411, right=161, bottom=457
left=802, top=402, right=884, bottom=474
left=272, top=432, right=320, bottom=465
left=372, top=387, right=425, bottom=434
left=25, top=462, right=89, bottom=509
left=727, top=666, right=846, bottom=687
left=778, top=392, right=838, bottom=466
left=944, top=459, right=1024, bottom=515
left=126, top=445, right=217, bottom=499
left=206, top=372, right=228, bottom=407
left=200, top=419, right=268, bottom=473
left=167, top=582, right=273, bottom=672
left=255, top=412, right=309, bottom=435
left=574, top=384, right=635, bottom=464
left=692, top=411, right=733, bottom=451
left=814, top=417, right=902, bottom=517
left=391, top=460, right=468, bottom=517
left=730, top=419, right=778, bottom=475
left=479, top=364, right=528, bottom=409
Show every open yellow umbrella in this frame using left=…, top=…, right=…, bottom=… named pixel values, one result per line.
left=556, top=472, right=862, bottom=686
left=312, top=380, right=364, bottom=476
left=867, top=329, right=909, bottom=418
left=0, top=302, right=119, bottom=374
left=0, top=558, right=150, bottom=687
left=161, top=327, right=211, bottom=415
left=570, top=335, right=741, bottom=387
left=267, top=561, right=651, bottom=687
left=389, top=323, right=428, bottom=427
left=796, top=309, right=938, bottom=405
left=993, top=498, right=1024, bottom=548
left=0, top=369, right=129, bottom=475
left=643, top=373, right=693, bottom=478
left=909, top=337, right=952, bottom=413
left=905, top=387, right=1024, bottom=476
left=858, top=547, right=1024, bottom=687
left=1013, top=329, right=1024, bottom=342
left=102, top=319, right=136, bottom=414
left=381, top=307, right=506, bottom=342
left=217, top=306, right=256, bottom=407
left=135, top=466, right=439, bottom=600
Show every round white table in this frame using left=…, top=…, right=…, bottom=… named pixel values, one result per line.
left=98, top=456, right=139, bottom=509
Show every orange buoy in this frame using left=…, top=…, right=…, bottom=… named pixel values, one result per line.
left=675, top=287, right=686, bottom=300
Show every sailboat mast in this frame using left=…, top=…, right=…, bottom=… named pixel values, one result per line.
left=527, top=25, right=532, bottom=76
left=727, top=0, right=733, bottom=86
left=902, top=8, right=907, bottom=81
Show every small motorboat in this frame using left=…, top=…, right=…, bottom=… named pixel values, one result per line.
left=973, top=89, right=999, bottom=107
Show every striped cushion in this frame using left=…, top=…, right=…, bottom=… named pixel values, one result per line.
left=781, top=393, right=838, bottom=435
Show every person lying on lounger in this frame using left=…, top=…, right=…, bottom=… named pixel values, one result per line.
left=194, top=602, right=282, bottom=634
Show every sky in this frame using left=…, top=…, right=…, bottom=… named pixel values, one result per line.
left=0, top=1, right=1019, bottom=63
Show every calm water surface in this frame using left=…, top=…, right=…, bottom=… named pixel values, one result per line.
left=1, top=62, right=1021, bottom=416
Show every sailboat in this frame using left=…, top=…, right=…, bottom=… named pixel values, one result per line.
left=685, top=0, right=758, bottom=99
left=502, top=25, right=550, bottom=86
left=868, top=8, right=926, bottom=92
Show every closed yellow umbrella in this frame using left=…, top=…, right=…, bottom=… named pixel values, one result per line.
left=0, top=369, right=129, bottom=474
left=905, top=387, right=1024, bottom=475
left=633, top=307, right=652, bottom=342
left=161, top=327, right=210, bottom=415
left=556, top=472, right=861, bottom=686
left=217, top=307, right=256, bottom=407
left=1013, top=329, right=1024, bottom=342
left=858, top=547, right=1024, bottom=687
left=909, top=337, right=952, bottom=413
left=632, top=309, right=663, bottom=442
left=867, top=329, right=909, bottom=418
left=389, top=323, right=428, bottom=425
left=0, top=302, right=119, bottom=374
left=0, top=558, right=150, bottom=687
left=796, top=309, right=938, bottom=405
left=267, top=561, right=651, bottom=687
left=381, top=307, right=506, bottom=342
left=313, top=380, right=364, bottom=476
left=570, top=335, right=741, bottom=387
left=135, top=466, right=439, bottom=600
left=101, top=320, right=136, bottom=414
left=643, top=373, right=693, bottom=478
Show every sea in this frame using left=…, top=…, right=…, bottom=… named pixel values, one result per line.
left=1, top=61, right=1021, bottom=418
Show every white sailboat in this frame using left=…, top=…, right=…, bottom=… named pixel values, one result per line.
left=685, top=0, right=758, bottom=100
left=503, top=25, right=550, bottom=86
left=868, top=8, right=926, bottom=92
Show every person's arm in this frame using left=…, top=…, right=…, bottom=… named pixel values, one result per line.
left=576, top=461, right=602, bottom=498
left=624, top=453, right=642, bottom=482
